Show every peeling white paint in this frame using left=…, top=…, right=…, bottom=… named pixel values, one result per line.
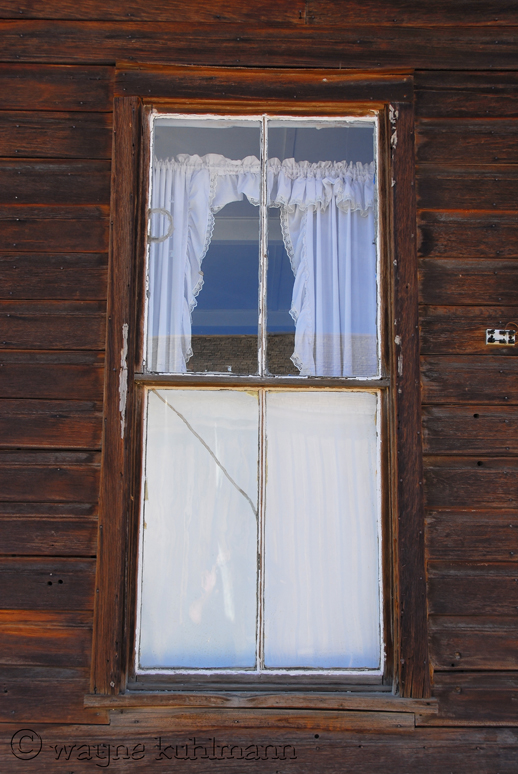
left=398, top=352, right=404, bottom=377
left=389, top=104, right=398, bottom=149
left=394, top=335, right=401, bottom=346
left=119, top=323, right=129, bottom=439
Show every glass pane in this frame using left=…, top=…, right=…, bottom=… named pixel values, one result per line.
left=264, top=391, right=381, bottom=668
left=147, top=118, right=261, bottom=374
left=266, top=121, right=378, bottom=377
left=138, top=389, right=259, bottom=669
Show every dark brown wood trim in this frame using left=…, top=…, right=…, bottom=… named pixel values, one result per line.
left=90, top=96, right=142, bottom=695
left=391, top=101, right=431, bottom=698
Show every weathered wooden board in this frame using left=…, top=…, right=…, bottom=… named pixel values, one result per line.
left=416, top=119, right=518, bottom=164
left=0, top=216, right=108, bottom=253
left=424, top=456, right=518, bottom=508
left=0, top=517, right=98, bottom=555
left=419, top=258, right=518, bottom=306
left=422, top=406, right=518, bottom=454
left=1, top=0, right=517, bottom=25
left=0, top=352, right=104, bottom=400
left=415, top=72, right=518, bottom=118
left=0, top=111, right=112, bottom=159
left=417, top=166, right=518, bottom=212
left=417, top=672, right=518, bottom=726
left=0, top=301, right=106, bottom=350
left=0, top=557, right=96, bottom=610
left=421, top=355, right=518, bottom=404
left=426, top=510, right=518, bottom=561
left=0, top=22, right=517, bottom=69
left=0, top=399, right=102, bottom=449
left=0, top=667, right=108, bottom=724
left=0, top=253, right=107, bottom=300
left=428, top=561, right=518, bottom=616
left=0, top=610, right=92, bottom=668
left=0, top=161, right=110, bottom=205
left=429, top=616, right=518, bottom=670
left=419, top=212, right=518, bottom=258
left=0, top=64, right=113, bottom=111
left=420, top=306, right=518, bottom=356
left=0, top=450, right=100, bottom=504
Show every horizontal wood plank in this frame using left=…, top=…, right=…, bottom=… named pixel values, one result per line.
left=420, top=305, right=518, bottom=356
left=0, top=217, right=108, bottom=253
left=424, top=455, right=518, bottom=509
left=419, top=258, right=518, bottom=306
left=0, top=22, right=517, bottom=69
left=0, top=557, right=96, bottom=610
left=0, top=353, right=104, bottom=400
left=0, top=610, right=92, bottom=667
left=429, top=616, right=518, bottom=670
left=0, top=64, right=113, bottom=111
left=426, top=510, right=518, bottom=561
left=418, top=212, right=518, bottom=259
left=0, top=666, right=108, bottom=724
left=0, top=253, right=107, bottom=299
left=421, top=355, right=518, bottom=404
left=422, top=406, right=518, bottom=455
left=0, top=111, right=112, bottom=159
left=0, top=160, right=110, bottom=205
left=418, top=166, right=518, bottom=212
left=0, top=399, right=102, bottom=449
left=428, top=561, right=518, bottom=615
left=0, top=301, right=106, bottom=350
left=417, top=672, right=518, bottom=726
left=415, top=71, right=518, bottom=118
left=0, top=452, right=100, bottom=503
left=416, top=119, right=518, bottom=164
left=0, top=517, right=97, bottom=555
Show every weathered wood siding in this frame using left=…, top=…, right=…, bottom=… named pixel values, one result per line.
left=0, top=1, right=517, bottom=770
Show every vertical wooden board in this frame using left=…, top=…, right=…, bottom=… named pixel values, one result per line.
left=426, top=510, right=518, bottom=561
left=0, top=64, right=113, bottom=111
left=0, top=253, right=108, bottom=300
left=0, top=111, right=112, bottom=159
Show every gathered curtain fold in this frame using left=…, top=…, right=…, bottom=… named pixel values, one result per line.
left=147, top=153, right=377, bottom=376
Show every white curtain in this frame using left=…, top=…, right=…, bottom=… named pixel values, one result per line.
left=147, top=154, right=376, bottom=376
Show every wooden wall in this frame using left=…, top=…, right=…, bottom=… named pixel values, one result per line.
left=0, top=2, right=517, bottom=771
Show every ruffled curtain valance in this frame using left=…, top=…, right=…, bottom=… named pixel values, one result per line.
left=147, top=154, right=377, bottom=376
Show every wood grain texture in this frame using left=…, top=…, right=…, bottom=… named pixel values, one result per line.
left=0, top=666, right=108, bottom=724
left=116, top=64, right=413, bottom=103
left=415, top=71, right=518, bottom=118
left=0, top=399, right=102, bottom=449
left=0, top=610, right=92, bottom=667
left=428, top=561, right=518, bottom=615
left=418, top=212, right=518, bottom=259
left=0, top=64, right=113, bottom=111
left=422, top=406, right=518, bottom=455
left=417, top=672, right=518, bottom=726
left=424, top=456, right=518, bottom=508
left=429, top=616, right=518, bottom=670
left=421, top=355, right=518, bottom=404
left=417, top=166, right=518, bottom=212
left=0, top=352, right=104, bottom=400
left=0, top=301, right=106, bottom=350
left=0, top=111, right=112, bottom=159
left=0, top=160, right=110, bottom=205
left=419, top=258, right=518, bottom=306
left=416, top=119, right=518, bottom=165
left=91, top=97, right=141, bottom=696
left=426, top=511, right=518, bottom=561
left=0, top=451, right=100, bottom=503
left=0, top=216, right=108, bottom=253
left=0, top=22, right=517, bottom=69
left=419, top=306, right=518, bottom=355
left=391, top=103, right=430, bottom=698
left=0, top=557, right=96, bottom=610
left=0, top=517, right=97, bottom=555
left=0, top=253, right=107, bottom=300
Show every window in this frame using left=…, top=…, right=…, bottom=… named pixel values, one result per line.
left=134, top=113, right=385, bottom=681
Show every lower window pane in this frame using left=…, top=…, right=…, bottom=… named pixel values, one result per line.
left=264, top=391, right=381, bottom=669
left=138, top=389, right=259, bottom=669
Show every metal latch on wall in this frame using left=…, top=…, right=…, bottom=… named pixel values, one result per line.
left=486, top=322, right=518, bottom=346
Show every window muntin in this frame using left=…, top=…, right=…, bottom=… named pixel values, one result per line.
left=144, top=114, right=379, bottom=379
left=136, top=111, right=385, bottom=680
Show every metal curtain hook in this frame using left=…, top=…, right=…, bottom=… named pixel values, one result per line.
left=148, top=208, right=174, bottom=243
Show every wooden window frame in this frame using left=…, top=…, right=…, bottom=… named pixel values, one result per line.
left=88, top=65, right=431, bottom=706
